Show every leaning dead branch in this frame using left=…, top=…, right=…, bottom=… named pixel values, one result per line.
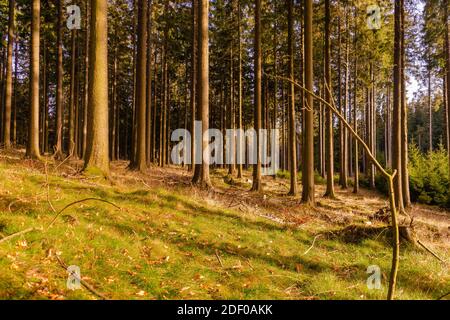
left=0, top=228, right=36, bottom=244
left=55, top=254, right=108, bottom=300
left=47, top=198, right=121, bottom=229
left=417, top=240, right=447, bottom=264
left=265, top=72, right=400, bottom=301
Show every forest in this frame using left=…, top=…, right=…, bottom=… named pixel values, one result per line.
left=0, top=0, right=448, bottom=301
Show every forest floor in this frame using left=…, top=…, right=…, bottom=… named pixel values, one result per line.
left=0, top=149, right=448, bottom=300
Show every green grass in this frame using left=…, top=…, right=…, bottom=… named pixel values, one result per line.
left=0, top=160, right=448, bottom=300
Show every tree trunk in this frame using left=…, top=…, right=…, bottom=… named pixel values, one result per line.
left=191, top=0, right=198, bottom=174
left=83, top=0, right=110, bottom=176
left=55, top=0, right=64, bottom=159
left=41, top=40, right=48, bottom=154
left=400, top=3, right=411, bottom=207
left=146, top=0, right=154, bottom=164
left=193, top=0, right=212, bottom=188
left=324, top=0, right=335, bottom=198
left=428, top=67, right=432, bottom=153
left=353, top=44, right=359, bottom=194
left=27, top=0, right=41, bottom=159
left=130, top=0, right=148, bottom=171
left=302, top=0, right=315, bottom=205
left=251, top=0, right=263, bottom=192
left=445, top=0, right=450, bottom=181
left=341, top=5, right=349, bottom=189
left=82, top=0, right=90, bottom=159
left=3, top=0, right=15, bottom=149
left=237, top=1, right=243, bottom=179
left=69, top=29, right=77, bottom=158
left=287, top=0, right=297, bottom=196
left=393, top=0, right=405, bottom=214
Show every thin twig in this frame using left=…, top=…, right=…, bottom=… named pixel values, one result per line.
left=47, top=198, right=121, bottom=229
left=437, top=292, right=450, bottom=300
left=417, top=239, right=447, bottom=264
left=55, top=254, right=108, bottom=300
left=215, top=249, right=224, bottom=268
left=44, top=160, right=57, bottom=213
left=302, top=234, right=322, bottom=256
left=0, top=228, right=36, bottom=244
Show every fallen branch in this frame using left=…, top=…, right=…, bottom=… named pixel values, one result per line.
left=44, top=160, right=57, bottom=213
left=47, top=198, right=121, bottom=229
left=417, top=239, right=447, bottom=264
left=302, top=234, right=322, bottom=256
left=215, top=250, right=224, bottom=268
left=0, top=227, right=36, bottom=244
left=265, top=72, right=400, bottom=301
left=437, top=292, right=450, bottom=300
left=55, top=254, right=108, bottom=300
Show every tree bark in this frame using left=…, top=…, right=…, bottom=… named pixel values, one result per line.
left=193, top=0, right=212, bottom=188
left=191, top=0, right=198, bottom=175
left=69, top=29, right=78, bottom=158
left=55, top=0, right=64, bottom=159
left=3, top=0, right=15, bottom=149
left=400, top=3, right=411, bottom=207
left=27, top=0, right=41, bottom=159
left=393, top=0, right=405, bottom=214
left=237, top=1, right=243, bottom=179
left=302, top=0, right=315, bottom=205
left=324, top=0, right=335, bottom=198
left=83, top=0, right=110, bottom=176
left=146, top=0, right=154, bottom=164
left=251, top=0, right=263, bottom=192
left=287, top=0, right=297, bottom=195
left=130, top=0, right=148, bottom=171
left=445, top=0, right=450, bottom=181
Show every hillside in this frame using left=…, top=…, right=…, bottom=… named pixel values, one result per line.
left=0, top=150, right=448, bottom=300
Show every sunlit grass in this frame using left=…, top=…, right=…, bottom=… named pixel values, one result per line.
left=0, top=157, right=448, bottom=300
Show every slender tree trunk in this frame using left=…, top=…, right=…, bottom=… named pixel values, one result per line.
left=341, top=5, right=350, bottom=189
left=69, top=29, right=77, bottom=158
left=41, top=41, right=48, bottom=154
left=111, top=42, right=118, bottom=161
left=27, top=0, right=41, bottom=159
left=445, top=0, right=450, bottom=180
left=337, top=17, right=345, bottom=187
left=12, top=41, right=18, bottom=145
left=386, top=88, right=391, bottom=168
left=428, top=67, right=432, bottom=153
left=193, top=0, right=212, bottom=188
left=55, top=0, right=64, bottom=159
left=83, top=0, right=110, bottom=176
left=130, top=0, right=148, bottom=171
left=353, top=48, right=359, bottom=194
left=131, top=1, right=138, bottom=164
left=191, top=0, right=198, bottom=174
left=302, top=0, right=315, bottom=205
left=152, top=49, right=158, bottom=162
left=228, top=16, right=236, bottom=176
left=160, top=0, right=169, bottom=167
left=324, top=0, right=335, bottom=198
left=393, top=0, right=405, bottom=213
left=400, top=4, right=411, bottom=207
left=237, top=1, right=243, bottom=179
left=3, top=0, right=15, bottom=149
left=369, top=63, right=375, bottom=188
left=82, top=0, right=90, bottom=159
left=287, top=0, right=297, bottom=195
left=251, top=0, right=263, bottom=192
left=146, top=0, right=153, bottom=164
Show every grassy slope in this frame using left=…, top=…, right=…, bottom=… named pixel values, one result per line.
left=0, top=153, right=448, bottom=300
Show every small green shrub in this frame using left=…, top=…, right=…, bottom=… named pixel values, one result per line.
left=408, top=144, right=450, bottom=207
left=365, top=145, right=449, bottom=208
